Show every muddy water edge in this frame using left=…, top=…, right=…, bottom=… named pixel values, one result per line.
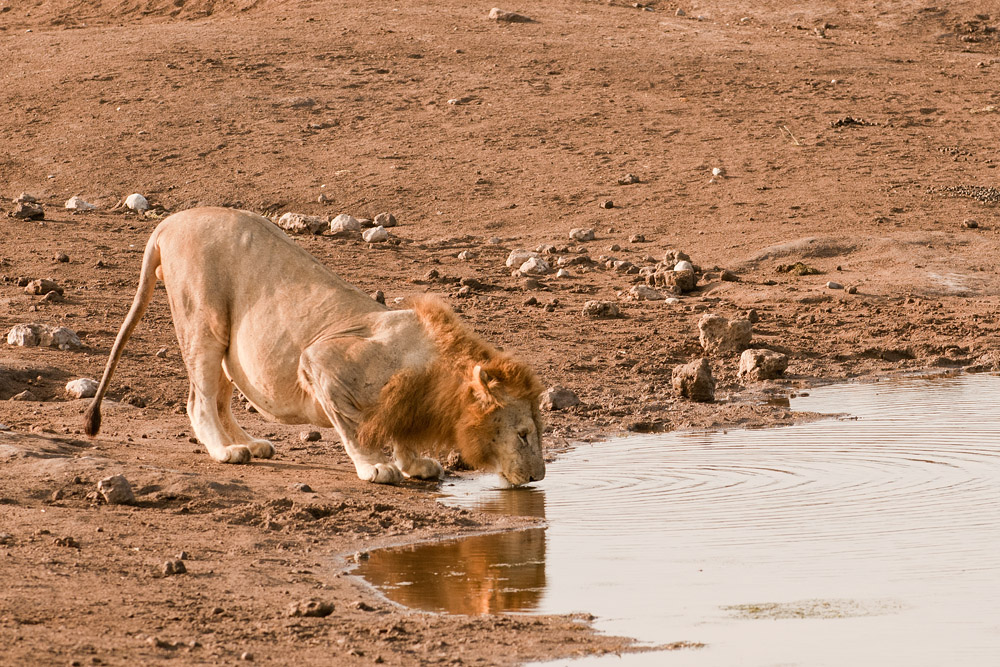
left=355, top=374, right=1000, bottom=666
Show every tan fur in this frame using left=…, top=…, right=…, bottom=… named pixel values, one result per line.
left=84, top=207, right=545, bottom=486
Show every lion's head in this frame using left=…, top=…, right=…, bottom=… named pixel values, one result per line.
left=456, top=362, right=545, bottom=487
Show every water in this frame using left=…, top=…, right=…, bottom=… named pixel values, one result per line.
left=355, top=374, right=1000, bottom=666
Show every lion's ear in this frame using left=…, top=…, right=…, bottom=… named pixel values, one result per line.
left=470, top=364, right=496, bottom=405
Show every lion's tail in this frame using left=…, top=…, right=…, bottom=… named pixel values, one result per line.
left=84, top=229, right=163, bottom=437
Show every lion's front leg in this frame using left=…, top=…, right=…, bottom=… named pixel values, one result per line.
left=394, top=447, right=444, bottom=481
left=327, top=416, right=403, bottom=484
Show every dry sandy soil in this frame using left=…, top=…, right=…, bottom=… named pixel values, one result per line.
left=4, top=0, right=1000, bottom=664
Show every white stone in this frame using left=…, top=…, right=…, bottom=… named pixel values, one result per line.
left=124, top=193, right=149, bottom=211
left=362, top=226, right=389, bottom=243
left=66, top=378, right=99, bottom=399
left=276, top=212, right=327, bottom=235
left=540, top=386, right=580, bottom=411
left=826, top=281, right=844, bottom=290
left=629, top=285, right=665, bottom=301
left=505, top=249, right=541, bottom=268
left=698, top=314, right=752, bottom=356
left=569, top=228, right=596, bottom=242
left=674, top=260, right=694, bottom=272
left=40, top=327, right=82, bottom=351
left=738, top=349, right=789, bottom=382
left=329, top=214, right=362, bottom=237
left=712, top=167, right=724, bottom=177
left=97, top=475, right=135, bottom=505
left=519, top=257, right=551, bottom=275
left=7, top=323, right=43, bottom=347
left=457, top=250, right=474, bottom=260
left=65, top=196, right=96, bottom=211
left=555, top=269, right=570, bottom=278
left=665, top=297, right=681, bottom=304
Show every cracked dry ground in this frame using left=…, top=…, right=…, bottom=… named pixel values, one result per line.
left=5, top=0, right=1000, bottom=664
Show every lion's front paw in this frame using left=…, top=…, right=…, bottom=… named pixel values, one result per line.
left=248, top=439, right=275, bottom=459
left=402, top=458, right=444, bottom=481
left=221, top=445, right=253, bottom=464
left=361, top=463, right=403, bottom=485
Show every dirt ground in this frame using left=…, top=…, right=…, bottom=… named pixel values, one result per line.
left=4, top=0, right=1000, bottom=664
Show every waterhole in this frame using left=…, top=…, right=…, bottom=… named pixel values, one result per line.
left=356, top=374, right=1000, bottom=666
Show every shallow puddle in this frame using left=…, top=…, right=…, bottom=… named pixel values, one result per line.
left=356, top=374, right=1000, bottom=665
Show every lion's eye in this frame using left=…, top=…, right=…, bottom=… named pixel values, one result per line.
left=518, top=432, right=529, bottom=444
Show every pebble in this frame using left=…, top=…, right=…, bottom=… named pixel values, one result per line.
left=712, top=167, right=725, bottom=178
left=64, top=196, right=97, bottom=211
left=847, top=285, right=858, bottom=294
left=629, top=285, right=665, bottom=301
left=373, top=212, right=397, bottom=228
left=962, top=218, right=979, bottom=229
left=582, top=300, right=622, bottom=319
left=241, top=652, right=254, bottom=661
left=673, top=260, right=693, bottom=272
left=738, top=349, right=789, bottom=381
left=10, top=390, right=38, bottom=402
left=293, top=483, right=314, bottom=493
left=676, top=8, right=686, bottom=16
left=372, top=290, right=386, bottom=304
left=54, top=252, right=69, bottom=263
left=599, top=200, right=614, bottom=209
left=539, top=386, right=580, bottom=411
left=523, top=296, right=538, bottom=306
left=629, top=234, right=646, bottom=243
left=618, top=173, right=640, bottom=185
left=66, top=378, right=99, bottom=399
left=720, top=269, right=740, bottom=282
left=124, top=193, right=149, bottom=212
left=488, top=7, right=533, bottom=22
left=568, top=228, right=596, bottom=242
left=671, top=358, right=715, bottom=402
left=24, top=279, right=63, bottom=296
left=155, top=347, right=168, bottom=358
left=826, top=281, right=844, bottom=290
left=15, top=193, right=38, bottom=204
left=362, top=226, right=389, bottom=243
left=698, top=313, right=752, bottom=355
left=329, top=214, right=362, bottom=237
left=457, top=250, right=474, bottom=260
left=97, top=474, right=135, bottom=505
left=287, top=599, right=335, bottom=618
left=555, top=268, right=570, bottom=278
left=276, top=212, right=327, bottom=235
left=299, top=430, right=322, bottom=442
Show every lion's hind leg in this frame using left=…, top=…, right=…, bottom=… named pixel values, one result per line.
left=216, top=369, right=274, bottom=459
left=183, top=342, right=253, bottom=464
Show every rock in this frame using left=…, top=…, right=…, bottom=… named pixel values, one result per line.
left=582, top=300, right=622, bottom=319
left=720, top=269, right=739, bottom=282
left=372, top=290, right=386, bottom=304
left=241, top=652, right=254, bottom=661
left=962, top=218, right=979, bottom=229
left=599, top=200, right=614, bottom=209
left=457, top=250, right=474, bottom=261
left=540, top=386, right=580, bottom=411
left=14, top=193, right=38, bottom=204
left=663, top=249, right=691, bottom=264
left=64, top=196, right=97, bottom=211
left=156, top=347, right=168, bottom=358
left=671, top=358, right=715, bottom=402
left=618, top=173, right=640, bottom=185
left=676, top=8, right=686, bottom=16
left=54, top=252, right=70, bottom=263
left=711, top=167, right=725, bottom=178
left=569, top=228, right=596, bottom=242
left=10, top=390, right=38, bottom=402
left=555, top=268, right=570, bottom=278
left=628, top=285, right=665, bottom=301
left=299, top=430, right=321, bottom=442
left=648, top=268, right=696, bottom=293
left=162, top=560, right=187, bottom=575
left=738, top=349, right=789, bottom=382
left=519, top=256, right=551, bottom=275
left=506, top=249, right=541, bottom=268
left=373, top=212, right=397, bottom=228
left=826, top=281, right=844, bottom=290
left=124, top=193, right=149, bottom=212
left=41, top=327, right=82, bottom=350
left=25, top=279, right=63, bottom=296
left=674, top=260, right=693, bottom=272
left=276, top=212, right=327, bottom=235
left=7, top=323, right=44, bottom=346
left=488, top=7, right=533, bottom=22
left=293, top=483, right=314, bottom=493
left=698, top=314, right=752, bottom=355
left=66, top=378, right=99, bottom=399
left=287, top=599, right=335, bottom=618
left=362, top=226, right=389, bottom=243
left=10, top=202, right=44, bottom=220
left=629, top=234, right=646, bottom=243
left=329, top=214, right=362, bottom=237
left=846, top=285, right=858, bottom=294
left=97, top=475, right=135, bottom=505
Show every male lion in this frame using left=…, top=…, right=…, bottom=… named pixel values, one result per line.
left=84, top=207, right=545, bottom=486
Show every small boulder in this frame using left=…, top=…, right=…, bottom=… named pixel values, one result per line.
left=582, top=300, right=622, bottom=319
left=618, top=173, right=640, bottom=185
left=163, top=560, right=187, bottom=576
left=505, top=249, right=541, bottom=268
left=671, top=358, right=715, bottom=402
left=362, top=226, right=389, bottom=243
left=299, top=430, right=322, bottom=442
left=10, top=202, right=44, bottom=220
left=276, top=212, right=327, bottom=235
left=698, top=314, right=752, bottom=355
left=373, top=212, right=397, bottom=228
left=488, top=7, right=533, bottom=22
left=10, top=390, right=38, bottom=402
left=826, top=281, right=844, bottom=290
left=519, top=256, right=551, bottom=275
left=720, top=269, right=740, bottom=282
left=738, top=349, right=789, bottom=382
left=65, top=196, right=97, bottom=211
left=628, top=285, right=665, bottom=301
left=287, top=600, right=334, bottom=618
left=25, top=279, right=63, bottom=296
left=7, top=323, right=44, bottom=347
left=40, top=326, right=81, bottom=350
left=329, top=214, right=362, bottom=237
left=568, top=228, right=596, bottom=242
left=540, top=386, right=580, bottom=411
left=66, top=378, right=99, bottom=399
left=97, top=475, right=135, bottom=505
left=124, top=193, right=149, bottom=212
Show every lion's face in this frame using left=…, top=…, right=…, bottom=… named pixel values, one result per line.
left=469, top=397, right=545, bottom=487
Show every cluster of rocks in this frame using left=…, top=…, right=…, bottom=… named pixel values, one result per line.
left=274, top=210, right=399, bottom=244
left=9, top=193, right=44, bottom=220
left=7, top=323, right=81, bottom=350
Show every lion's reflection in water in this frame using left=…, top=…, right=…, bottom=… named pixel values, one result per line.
left=356, top=488, right=546, bottom=615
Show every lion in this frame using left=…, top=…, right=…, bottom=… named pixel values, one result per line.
left=84, top=207, right=546, bottom=486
